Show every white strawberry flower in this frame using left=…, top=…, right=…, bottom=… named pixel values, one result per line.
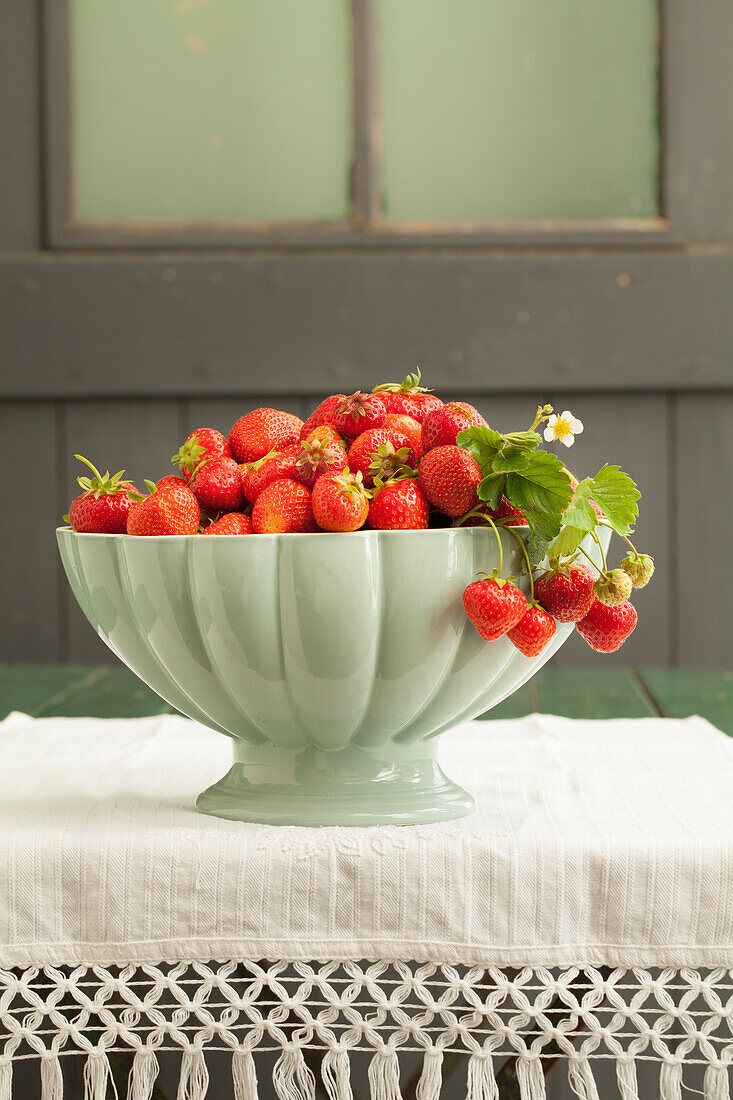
left=543, top=410, right=584, bottom=448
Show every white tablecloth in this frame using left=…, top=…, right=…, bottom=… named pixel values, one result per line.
left=1, top=709, right=732, bottom=970
left=1, top=711, right=732, bottom=1100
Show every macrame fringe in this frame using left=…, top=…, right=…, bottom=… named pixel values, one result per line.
left=516, top=1056, right=546, bottom=1100
left=83, top=1051, right=111, bottom=1100
left=659, top=1061, right=683, bottom=1100
left=415, top=1049, right=443, bottom=1100
left=233, top=1049, right=259, bottom=1100
left=567, top=1056, right=600, bottom=1100
left=466, top=1052, right=499, bottom=1100
left=273, top=1045, right=316, bottom=1100
left=128, top=1049, right=159, bottom=1100
left=322, top=1048, right=353, bottom=1100
left=368, top=1050, right=402, bottom=1100
left=41, top=1055, right=64, bottom=1100
left=178, top=1050, right=209, bottom=1100
left=0, top=1060, right=11, bottom=1100
left=616, top=1057, right=640, bottom=1100
left=704, top=1065, right=731, bottom=1100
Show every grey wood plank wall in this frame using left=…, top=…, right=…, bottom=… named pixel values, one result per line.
left=3, top=390, right=731, bottom=668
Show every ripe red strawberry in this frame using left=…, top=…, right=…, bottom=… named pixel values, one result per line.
left=229, top=408, right=303, bottom=463
left=190, top=456, right=244, bottom=513
left=332, top=392, right=387, bottom=439
left=204, top=513, right=253, bottom=535
left=418, top=445, right=482, bottom=517
left=294, top=426, right=349, bottom=489
left=462, top=577, right=528, bottom=641
left=156, top=475, right=188, bottom=492
left=347, top=427, right=415, bottom=486
left=127, top=482, right=200, bottom=536
left=421, top=402, right=487, bottom=453
left=577, top=599, right=638, bottom=652
left=312, top=471, right=369, bottom=532
left=462, top=497, right=528, bottom=528
left=172, top=428, right=231, bottom=481
left=508, top=605, right=557, bottom=657
left=66, top=455, right=138, bottom=534
left=240, top=445, right=299, bottom=503
left=372, top=370, right=443, bottom=424
left=535, top=563, right=596, bottom=624
left=251, top=478, right=316, bottom=534
left=384, top=413, right=423, bottom=460
left=300, top=395, right=346, bottom=439
left=368, top=478, right=430, bottom=530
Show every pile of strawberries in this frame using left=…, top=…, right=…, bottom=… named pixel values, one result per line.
left=65, top=373, right=653, bottom=658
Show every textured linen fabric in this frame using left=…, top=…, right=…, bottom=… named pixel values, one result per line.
left=0, top=710, right=732, bottom=970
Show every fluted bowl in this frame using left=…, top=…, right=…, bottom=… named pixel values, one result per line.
left=57, top=526, right=595, bottom=825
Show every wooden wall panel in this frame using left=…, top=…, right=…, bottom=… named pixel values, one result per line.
left=2, top=402, right=61, bottom=661
left=62, top=399, right=184, bottom=662
left=0, top=0, right=40, bottom=248
left=675, top=393, right=733, bottom=666
left=548, top=393, right=672, bottom=668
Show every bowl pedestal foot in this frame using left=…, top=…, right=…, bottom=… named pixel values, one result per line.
left=196, top=738, right=474, bottom=827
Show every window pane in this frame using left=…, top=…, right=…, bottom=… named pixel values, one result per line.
left=70, top=0, right=352, bottom=224
left=377, top=0, right=659, bottom=223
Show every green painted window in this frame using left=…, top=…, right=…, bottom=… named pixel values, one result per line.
left=70, top=0, right=353, bottom=224
left=377, top=0, right=659, bottom=223
left=68, top=0, right=659, bottom=229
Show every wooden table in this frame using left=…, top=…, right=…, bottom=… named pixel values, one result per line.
left=1, top=662, right=731, bottom=1100
left=2, top=663, right=731, bottom=733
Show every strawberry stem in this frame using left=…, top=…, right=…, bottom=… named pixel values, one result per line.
left=504, top=524, right=535, bottom=603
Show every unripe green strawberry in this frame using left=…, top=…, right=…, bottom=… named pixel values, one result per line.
left=620, top=552, right=655, bottom=588
left=594, top=568, right=633, bottom=607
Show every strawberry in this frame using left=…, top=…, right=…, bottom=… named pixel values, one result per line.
left=332, top=392, right=387, bottom=439
left=190, top=456, right=244, bottom=513
left=620, top=552, right=655, bottom=589
left=204, top=513, right=253, bottom=535
left=594, top=568, right=633, bottom=607
left=240, top=445, right=299, bottom=503
left=229, top=408, right=303, bottom=463
left=294, top=426, right=349, bottom=489
left=172, top=428, right=231, bottom=481
left=312, top=471, right=369, bottom=532
left=462, top=497, right=528, bottom=528
left=372, top=370, right=443, bottom=424
left=421, top=402, right=487, bottom=453
left=534, top=563, right=596, bottom=624
left=462, top=577, right=528, bottom=641
left=347, top=427, right=415, bottom=486
left=156, top=475, right=188, bottom=492
left=66, top=455, right=138, bottom=534
left=251, top=478, right=316, bottom=534
left=577, top=599, right=638, bottom=653
left=127, top=482, right=200, bottom=536
left=368, top=478, right=430, bottom=530
left=384, top=413, right=423, bottom=460
left=418, top=445, right=482, bottom=517
left=300, top=395, right=346, bottom=439
left=508, top=605, right=557, bottom=657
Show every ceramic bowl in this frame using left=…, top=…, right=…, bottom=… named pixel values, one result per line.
left=57, top=526, right=600, bottom=826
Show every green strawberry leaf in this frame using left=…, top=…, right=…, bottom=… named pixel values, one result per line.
left=502, top=450, right=574, bottom=544
left=526, top=535, right=552, bottom=569
left=587, top=464, right=640, bottom=536
left=563, top=477, right=598, bottom=530
left=477, top=474, right=506, bottom=510
left=551, top=524, right=587, bottom=558
left=456, top=426, right=503, bottom=468
left=501, top=430, right=541, bottom=452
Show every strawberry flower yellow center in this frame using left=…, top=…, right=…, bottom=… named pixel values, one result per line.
left=543, top=411, right=584, bottom=448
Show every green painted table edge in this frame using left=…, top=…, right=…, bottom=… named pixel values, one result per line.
left=1, top=663, right=731, bottom=735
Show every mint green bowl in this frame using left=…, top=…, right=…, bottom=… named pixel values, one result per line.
left=57, top=526, right=586, bottom=826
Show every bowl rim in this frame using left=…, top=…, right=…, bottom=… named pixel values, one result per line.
left=56, top=524, right=529, bottom=541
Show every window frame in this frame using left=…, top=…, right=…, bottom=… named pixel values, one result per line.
left=42, top=0, right=700, bottom=250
